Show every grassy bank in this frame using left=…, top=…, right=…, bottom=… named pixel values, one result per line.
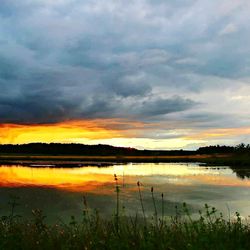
left=199, top=153, right=250, bottom=167
left=0, top=207, right=250, bottom=250
left=1, top=181, right=250, bottom=250
left=1, top=202, right=250, bottom=249
left=0, top=153, right=233, bottom=164
left=1, top=153, right=250, bottom=168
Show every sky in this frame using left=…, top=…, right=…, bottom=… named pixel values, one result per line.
left=0, top=0, right=250, bottom=149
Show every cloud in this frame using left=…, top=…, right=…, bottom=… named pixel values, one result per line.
left=0, top=0, right=250, bottom=147
left=0, top=77, right=197, bottom=123
left=219, top=23, right=238, bottom=36
left=136, top=96, right=197, bottom=117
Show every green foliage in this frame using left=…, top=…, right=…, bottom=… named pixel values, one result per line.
left=1, top=185, right=250, bottom=249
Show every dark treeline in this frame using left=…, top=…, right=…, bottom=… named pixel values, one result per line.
left=197, top=143, right=250, bottom=154
left=0, top=143, right=194, bottom=156
left=0, top=143, right=249, bottom=156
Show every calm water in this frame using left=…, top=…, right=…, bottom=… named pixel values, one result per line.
left=1, top=163, right=250, bottom=222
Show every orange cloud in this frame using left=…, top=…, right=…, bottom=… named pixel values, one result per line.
left=0, top=120, right=125, bottom=144
left=185, top=126, right=250, bottom=140
left=0, top=119, right=158, bottom=145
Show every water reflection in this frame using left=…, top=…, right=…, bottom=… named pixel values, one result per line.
left=0, top=163, right=250, bottom=221
left=230, top=167, right=250, bottom=179
left=1, top=164, right=250, bottom=191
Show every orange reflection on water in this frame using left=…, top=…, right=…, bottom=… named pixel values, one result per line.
left=0, top=166, right=115, bottom=193
left=0, top=164, right=250, bottom=193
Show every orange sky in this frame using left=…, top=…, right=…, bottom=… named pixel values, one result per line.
left=1, top=1, right=250, bottom=151
left=0, top=120, right=129, bottom=144
left=1, top=120, right=250, bottom=149
left=185, top=127, right=250, bottom=140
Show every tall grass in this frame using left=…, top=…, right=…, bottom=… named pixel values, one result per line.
left=1, top=178, right=250, bottom=249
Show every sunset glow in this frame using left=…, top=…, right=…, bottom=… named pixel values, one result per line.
left=0, top=120, right=125, bottom=144
left=1, top=164, right=250, bottom=193
left=0, top=1, right=250, bottom=149
left=0, top=120, right=200, bottom=149
left=1, top=2, right=250, bottom=246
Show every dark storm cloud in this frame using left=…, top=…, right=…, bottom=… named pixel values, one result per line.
left=0, top=0, right=250, bottom=134
left=136, top=96, right=197, bottom=117
left=0, top=82, right=197, bottom=123
left=0, top=86, right=78, bottom=124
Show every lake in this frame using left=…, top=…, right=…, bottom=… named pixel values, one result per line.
left=0, top=163, right=250, bottom=223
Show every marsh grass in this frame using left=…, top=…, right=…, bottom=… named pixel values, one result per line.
left=1, top=178, right=250, bottom=249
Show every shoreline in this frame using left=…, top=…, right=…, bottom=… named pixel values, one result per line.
left=1, top=153, right=248, bottom=168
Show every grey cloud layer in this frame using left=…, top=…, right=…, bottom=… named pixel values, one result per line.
left=0, top=0, right=250, bottom=134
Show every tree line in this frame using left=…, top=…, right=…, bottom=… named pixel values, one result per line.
left=0, top=143, right=249, bottom=156
left=197, top=143, right=250, bottom=154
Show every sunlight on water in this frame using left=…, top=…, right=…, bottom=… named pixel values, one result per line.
left=1, top=163, right=250, bottom=220
left=0, top=163, right=250, bottom=191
